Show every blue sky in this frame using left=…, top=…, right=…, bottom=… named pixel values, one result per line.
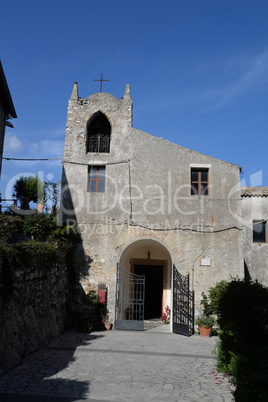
left=1, top=0, right=268, bottom=205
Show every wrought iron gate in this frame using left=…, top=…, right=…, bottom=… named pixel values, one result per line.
left=114, top=264, right=145, bottom=331
left=173, top=265, right=194, bottom=336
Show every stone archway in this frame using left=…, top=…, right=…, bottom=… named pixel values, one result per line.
left=118, top=238, right=173, bottom=322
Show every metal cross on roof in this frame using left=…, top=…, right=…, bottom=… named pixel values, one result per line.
left=94, top=73, right=109, bottom=92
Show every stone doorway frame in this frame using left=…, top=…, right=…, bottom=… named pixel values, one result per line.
left=130, top=258, right=168, bottom=316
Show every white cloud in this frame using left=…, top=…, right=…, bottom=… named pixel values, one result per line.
left=217, top=48, right=268, bottom=107
left=137, top=48, right=268, bottom=116
left=192, top=48, right=268, bottom=112
left=28, top=139, right=64, bottom=160
left=3, top=133, right=24, bottom=154
left=3, top=127, right=65, bottom=165
left=135, top=50, right=268, bottom=120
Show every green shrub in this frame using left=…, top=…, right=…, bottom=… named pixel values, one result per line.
left=215, top=279, right=268, bottom=401
left=217, top=279, right=268, bottom=354
left=200, top=291, right=213, bottom=316
left=195, top=291, right=216, bottom=330
left=0, top=215, right=23, bottom=242
left=2, top=241, right=56, bottom=271
left=81, top=290, right=100, bottom=306
left=48, top=224, right=77, bottom=246
left=208, top=280, right=228, bottom=315
left=0, top=241, right=57, bottom=302
left=232, top=347, right=268, bottom=401
left=216, top=330, right=240, bottom=374
left=23, top=214, right=56, bottom=240
left=0, top=215, right=80, bottom=308
left=195, top=316, right=216, bottom=328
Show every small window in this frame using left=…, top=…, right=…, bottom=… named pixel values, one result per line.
left=191, top=168, right=209, bottom=195
left=88, top=166, right=105, bottom=192
left=253, top=220, right=267, bottom=243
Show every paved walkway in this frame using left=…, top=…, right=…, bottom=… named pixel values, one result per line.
left=0, top=324, right=234, bottom=401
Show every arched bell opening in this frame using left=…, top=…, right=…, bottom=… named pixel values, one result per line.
left=86, top=112, right=111, bottom=153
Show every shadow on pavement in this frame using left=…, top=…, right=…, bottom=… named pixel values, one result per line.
left=0, top=395, right=106, bottom=402
left=0, top=394, right=80, bottom=401
left=0, top=332, right=105, bottom=400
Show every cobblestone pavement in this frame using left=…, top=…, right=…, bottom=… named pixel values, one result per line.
left=0, top=324, right=234, bottom=401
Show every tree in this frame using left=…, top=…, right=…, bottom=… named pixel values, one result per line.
left=13, top=176, right=45, bottom=209
left=44, top=181, right=60, bottom=214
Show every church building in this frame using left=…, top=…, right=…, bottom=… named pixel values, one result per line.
left=61, top=82, right=268, bottom=334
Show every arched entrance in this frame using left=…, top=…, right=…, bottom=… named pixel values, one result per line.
left=115, top=239, right=172, bottom=330
left=114, top=238, right=195, bottom=336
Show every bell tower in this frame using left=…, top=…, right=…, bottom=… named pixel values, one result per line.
left=61, top=83, right=133, bottom=223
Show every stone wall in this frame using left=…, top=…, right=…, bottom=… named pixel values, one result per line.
left=0, top=251, right=70, bottom=375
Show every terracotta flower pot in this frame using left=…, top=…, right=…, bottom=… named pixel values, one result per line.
left=105, top=322, right=112, bottom=330
left=198, top=325, right=212, bottom=337
left=37, top=203, right=44, bottom=213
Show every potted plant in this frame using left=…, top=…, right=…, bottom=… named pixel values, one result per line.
left=195, top=292, right=216, bottom=337
left=195, top=316, right=216, bottom=337
left=37, top=189, right=46, bottom=213
left=13, top=176, right=45, bottom=210
left=161, top=305, right=171, bottom=324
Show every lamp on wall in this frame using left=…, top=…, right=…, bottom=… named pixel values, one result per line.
left=147, top=251, right=150, bottom=260
left=5, top=121, right=14, bottom=128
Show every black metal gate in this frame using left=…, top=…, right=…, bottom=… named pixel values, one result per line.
left=172, top=265, right=194, bottom=336
left=114, top=264, right=145, bottom=331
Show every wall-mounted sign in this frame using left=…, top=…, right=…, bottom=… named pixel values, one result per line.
left=201, top=257, right=211, bottom=266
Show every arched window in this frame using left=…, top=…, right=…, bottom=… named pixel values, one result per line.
left=87, top=113, right=111, bottom=153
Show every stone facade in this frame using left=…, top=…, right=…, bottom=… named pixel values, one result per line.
left=61, top=83, right=266, bottom=326
left=241, top=187, right=268, bottom=285
left=0, top=251, right=69, bottom=374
